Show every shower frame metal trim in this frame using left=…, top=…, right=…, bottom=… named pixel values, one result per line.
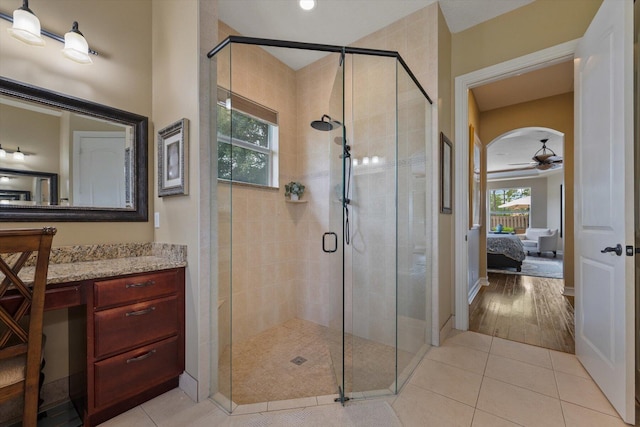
left=207, top=35, right=434, bottom=105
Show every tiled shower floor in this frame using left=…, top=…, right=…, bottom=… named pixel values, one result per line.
left=218, top=318, right=413, bottom=404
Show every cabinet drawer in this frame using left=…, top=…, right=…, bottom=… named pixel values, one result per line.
left=94, top=296, right=178, bottom=358
left=94, top=269, right=178, bottom=308
left=94, top=336, right=181, bottom=409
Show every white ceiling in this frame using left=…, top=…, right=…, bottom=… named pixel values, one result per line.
left=487, top=128, right=564, bottom=178
left=217, top=0, right=534, bottom=70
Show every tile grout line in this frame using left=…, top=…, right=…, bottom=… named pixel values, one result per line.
left=469, top=335, right=493, bottom=426
left=550, top=353, right=568, bottom=426
left=139, top=404, right=159, bottom=426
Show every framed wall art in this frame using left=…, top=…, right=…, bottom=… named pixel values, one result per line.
left=158, top=118, right=189, bottom=197
left=469, top=124, right=482, bottom=228
left=440, top=132, right=453, bottom=214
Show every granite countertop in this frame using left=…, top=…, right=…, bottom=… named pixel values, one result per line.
left=5, top=242, right=187, bottom=286
left=45, top=255, right=186, bottom=285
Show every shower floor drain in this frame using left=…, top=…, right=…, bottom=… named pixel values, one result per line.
left=290, top=356, right=307, bottom=365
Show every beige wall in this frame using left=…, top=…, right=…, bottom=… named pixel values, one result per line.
left=0, top=104, right=60, bottom=176
left=437, top=4, right=454, bottom=334
left=0, top=0, right=154, bottom=244
left=479, top=92, right=574, bottom=286
left=151, top=0, right=211, bottom=389
left=452, top=0, right=603, bottom=77
left=0, top=0, right=153, bottom=387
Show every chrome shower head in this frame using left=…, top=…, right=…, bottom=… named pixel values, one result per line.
left=310, top=114, right=342, bottom=131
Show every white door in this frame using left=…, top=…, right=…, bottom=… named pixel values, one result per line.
left=574, top=0, right=634, bottom=423
left=73, top=131, right=126, bottom=207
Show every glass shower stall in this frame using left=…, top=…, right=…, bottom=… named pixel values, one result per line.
left=209, top=36, right=433, bottom=412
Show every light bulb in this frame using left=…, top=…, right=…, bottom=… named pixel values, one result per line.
left=0, top=176, right=9, bottom=183
left=362, top=156, right=370, bottom=165
left=352, top=158, right=358, bottom=167
left=299, top=0, right=316, bottom=11
left=13, top=147, right=25, bottom=161
left=372, top=156, right=379, bottom=164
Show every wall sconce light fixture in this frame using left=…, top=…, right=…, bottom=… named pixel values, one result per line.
left=1, top=0, right=98, bottom=64
left=0, top=145, right=30, bottom=161
left=7, top=0, right=43, bottom=46
left=62, top=21, right=91, bottom=64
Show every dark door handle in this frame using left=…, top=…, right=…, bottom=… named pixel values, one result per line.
left=601, top=244, right=622, bottom=256
left=323, top=232, right=338, bottom=253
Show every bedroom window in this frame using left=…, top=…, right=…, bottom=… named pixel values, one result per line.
left=216, top=88, right=279, bottom=188
left=489, top=187, right=530, bottom=232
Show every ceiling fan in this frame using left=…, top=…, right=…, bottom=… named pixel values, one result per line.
left=530, top=138, right=563, bottom=170
left=491, top=138, right=563, bottom=173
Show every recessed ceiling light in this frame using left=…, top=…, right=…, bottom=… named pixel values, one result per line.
left=299, top=0, right=316, bottom=11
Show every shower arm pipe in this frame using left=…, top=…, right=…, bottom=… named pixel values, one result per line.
left=207, top=35, right=433, bottom=105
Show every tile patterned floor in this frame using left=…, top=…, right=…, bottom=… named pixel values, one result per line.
left=98, top=330, right=631, bottom=427
left=218, top=318, right=412, bottom=404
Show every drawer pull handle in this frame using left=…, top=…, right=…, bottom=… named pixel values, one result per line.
left=125, top=307, right=156, bottom=317
left=126, top=349, right=156, bottom=363
left=126, top=280, right=155, bottom=289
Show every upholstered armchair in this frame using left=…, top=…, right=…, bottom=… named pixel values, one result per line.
left=521, top=228, right=559, bottom=257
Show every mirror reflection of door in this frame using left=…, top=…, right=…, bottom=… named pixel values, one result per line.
left=73, top=131, right=126, bottom=207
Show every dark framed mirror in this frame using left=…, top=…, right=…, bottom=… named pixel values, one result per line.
left=0, top=77, right=148, bottom=221
left=0, top=168, right=58, bottom=205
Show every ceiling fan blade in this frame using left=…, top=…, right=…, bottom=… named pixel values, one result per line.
left=547, top=155, right=563, bottom=162
left=508, top=162, right=537, bottom=166
left=489, top=165, right=535, bottom=173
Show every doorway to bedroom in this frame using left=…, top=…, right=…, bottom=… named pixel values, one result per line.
left=468, top=73, right=572, bottom=353
left=474, top=142, right=572, bottom=353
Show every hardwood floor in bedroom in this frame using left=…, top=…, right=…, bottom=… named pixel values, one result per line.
left=469, top=273, right=575, bottom=353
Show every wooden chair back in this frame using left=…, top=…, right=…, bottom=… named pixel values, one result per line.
left=0, top=227, right=56, bottom=427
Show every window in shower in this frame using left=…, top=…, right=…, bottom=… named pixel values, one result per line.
left=216, top=88, right=279, bottom=187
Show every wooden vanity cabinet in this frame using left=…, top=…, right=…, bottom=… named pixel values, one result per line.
left=71, top=268, right=185, bottom=426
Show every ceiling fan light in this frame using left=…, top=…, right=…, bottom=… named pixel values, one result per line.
left=8, top=4, right=45, bottom=46
left=536, top=163, right=552, bottom=171
left=62, top=22, right=92, bottom=64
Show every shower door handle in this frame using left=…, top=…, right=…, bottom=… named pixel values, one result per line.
left=322, top=232, right=338, bottom=253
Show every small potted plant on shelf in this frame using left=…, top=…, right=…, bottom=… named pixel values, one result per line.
left=285, top=181, right=305, bottom=201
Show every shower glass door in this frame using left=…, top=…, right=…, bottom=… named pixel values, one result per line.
left=326, top=52, right=346, bottom=402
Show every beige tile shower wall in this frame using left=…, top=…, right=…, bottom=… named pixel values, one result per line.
left=292, top=4, right=438, bottom=347
left=348, top=5, right=437, bottom=350
left=295, top=53, right=344, bottom=328
left=349, top=55, right=398, bottom=349
left=217, top=23, right=298, bottom=344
